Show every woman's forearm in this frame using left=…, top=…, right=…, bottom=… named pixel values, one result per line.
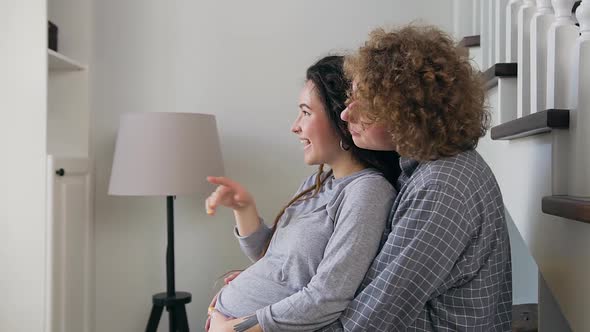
left=233, top=204, right=261, bottom=237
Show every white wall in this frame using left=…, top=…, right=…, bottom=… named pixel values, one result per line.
left=539, top=275, right=572, bottom=332
left=506, top=211, right=538, bottom=304
left=92, top=1, right=453, bottom=330
left=0, top=1, right=48, bottom=331
left=483, top=86, right=539, bottom=306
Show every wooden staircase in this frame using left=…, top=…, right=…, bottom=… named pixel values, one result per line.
left=454, top=0, right=589, bottom=330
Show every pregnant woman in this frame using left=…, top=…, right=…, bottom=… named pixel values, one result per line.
left=205, top=55, right=400, bottom=332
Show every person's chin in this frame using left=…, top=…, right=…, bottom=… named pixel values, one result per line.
left=305, top=156, right=324, bottom=166
left=354, top=139, right=387, bottom=151
left=352, top=137, right=369, bottom=149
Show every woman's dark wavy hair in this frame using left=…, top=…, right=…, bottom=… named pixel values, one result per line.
left=259, top=55, right=401, bottom=257
left=306, top=55, right=401, bottom=185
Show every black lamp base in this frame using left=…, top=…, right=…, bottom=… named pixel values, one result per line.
left=146, top=291, right=192, bottom=332
left=145, top=196, right=192, bottom=331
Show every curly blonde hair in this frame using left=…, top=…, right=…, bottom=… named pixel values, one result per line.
left=345, top=25, right=489, bottom=161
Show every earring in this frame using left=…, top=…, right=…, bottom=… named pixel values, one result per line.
left=340, top=140, right=350, bottom=151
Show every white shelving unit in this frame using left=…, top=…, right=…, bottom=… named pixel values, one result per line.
left=46, top=0, right=94, bottom=331
left=1, top=0, right=93, bottom=331
left=48, top=49, right=85, bottom=71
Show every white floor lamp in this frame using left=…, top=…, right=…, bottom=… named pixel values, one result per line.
left=108, top=112, right=224, bottom=331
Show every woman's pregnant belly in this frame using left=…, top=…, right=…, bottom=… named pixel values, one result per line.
left=215, top=256, right=299, bottom=318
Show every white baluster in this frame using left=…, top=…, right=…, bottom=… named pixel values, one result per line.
left=546, top=0, right=578, bottom=109
left=530, top=0, right=555, bottom=113
left=482, top=0, right=491, bottom=69
left=454, top=0, right=475, bottom=39
left=488, top=0, right=497, bottom=66
left=506, top=0, right=524, bottom=62
left=496, top=0, right=510, bottom=63
left=517, top=0, right=537, bottom=117
left=574, top=0, right=582, bottom=24
left=474, top=0, right=482, bottom=35
left=569, top=0, right=590, bottom=197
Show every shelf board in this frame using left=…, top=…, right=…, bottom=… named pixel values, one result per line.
left=542, top=195, right=590, bottom=224
left=48, top=49, right=86, bottom=71
left=483, top=62, right=517, bottom=90
left=459, top=35, right=480, bottom=48
left=490, top=109, right=569, bottom=140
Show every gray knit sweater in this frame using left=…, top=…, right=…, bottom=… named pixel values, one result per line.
left=215, top=168, right=396, bottom=331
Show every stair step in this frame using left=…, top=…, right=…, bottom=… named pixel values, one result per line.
left=490, top=109, right=569, bottom=140
left=484, top=62, right=517, bottom=90
left=542, top=196, right=590, bottom=224
left=459, top=35, right=481, bottom=47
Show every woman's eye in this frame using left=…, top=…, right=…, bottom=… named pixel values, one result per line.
left=302, top=110, right=311, bottom=116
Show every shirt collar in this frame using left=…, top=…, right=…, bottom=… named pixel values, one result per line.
left=400, top=156, right=419, bottom=176
left=397, top=156, right=420, bottom=188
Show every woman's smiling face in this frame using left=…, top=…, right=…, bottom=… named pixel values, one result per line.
left=290, top=81, right=343, bottom=165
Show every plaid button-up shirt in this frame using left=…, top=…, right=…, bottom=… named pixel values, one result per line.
left=320, top=149, right=512, bottom=331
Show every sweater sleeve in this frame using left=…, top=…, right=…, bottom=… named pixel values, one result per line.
left=233, top=173, right=319, bottom=262
left=234, top=174, right=317, bottom=262
left=234, top=219, right=272, bottom=262
left=255, top=176, right=395, bottom=331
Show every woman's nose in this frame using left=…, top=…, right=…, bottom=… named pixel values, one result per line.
left=341, top=107, right=350, bottom=121
left=291, top=120, right=301, bottom=134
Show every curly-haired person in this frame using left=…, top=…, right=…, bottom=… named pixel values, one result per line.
left=320, top=25, right=512, bottom=331
left=205, top=56, right=400, bottom=332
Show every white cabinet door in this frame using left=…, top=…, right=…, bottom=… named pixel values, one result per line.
left=46, top=155, right=93, bottom=332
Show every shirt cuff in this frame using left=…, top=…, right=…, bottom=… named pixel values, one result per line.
left=233, top=218, right=269, bottom=238
left=256, top=305, right=272, bottom=332
left=234, top=218, right=271, bottom=247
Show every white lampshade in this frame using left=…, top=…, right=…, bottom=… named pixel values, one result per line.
left=108, top=112, right=224, bottom=196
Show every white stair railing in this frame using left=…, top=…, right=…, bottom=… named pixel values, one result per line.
left=568, top=1, right=590, bottom=197
left=453, top=0, right=474, bottom=39
left=507, top=0, right=524, bottom=62
left=496, top=0, right=510, bottom=63
left=517, top=0, right=537, bottom=117
left=482, top=0, right=491, bottom=69
left=530, top=0, right=555, bottom=113
left=474, top=0, right=483, bottom=35
left=488, top=0, right=498, bottom=66
left=546, top=0, right=579, bottom=110
left=455, top=0, right=590, bottom=330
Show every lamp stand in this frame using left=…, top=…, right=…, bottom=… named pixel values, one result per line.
left=146, top=196, right=192, bottom=331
